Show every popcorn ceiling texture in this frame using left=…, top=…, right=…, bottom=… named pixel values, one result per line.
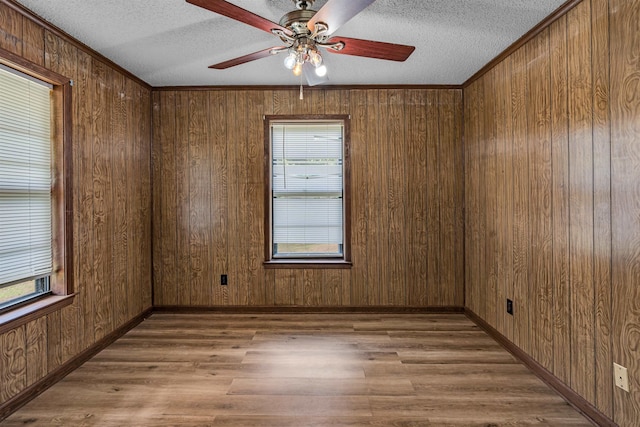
left=15, top=0, right=566, bottom=86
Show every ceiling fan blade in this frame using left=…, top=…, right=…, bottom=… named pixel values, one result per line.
left=307, top=0, right=376, bottom=35
left=302, top=62, right=329, bottom=86
left=209, top=47, right=282, bottom=69
left=326, top=37, right=415, bottom=62
left=187, top=0, right=290, bottom=35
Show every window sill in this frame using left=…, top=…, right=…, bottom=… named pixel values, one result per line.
left=264, top=260, right=353, bottom=269
left=0, top=294, right=75, bottom=335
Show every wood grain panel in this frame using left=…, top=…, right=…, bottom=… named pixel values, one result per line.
left=151, top=91, right=164, bottom=305
left=425, top=90, right=442, bottom=308
left=0, top=327, right=26, bottom=401
left=226, top=91, right=241, bottom=305
left=274, top=269, right=295, bottom=306
left=367, top=89, right=385, bottom=305
left=24, top=318, right=47, bottom=384
left=303, top=270, right=322, bottom=306
left=45, top=309, right=62, bottom=373
left=20, top=17, right=43, bottom=65
left=0, top=3, right=21, bottom=54
left=348, top=89, right=369, bottom=306
left=175, top=91, right=191, bottom=306
left=590, top=0, right=613, bottom=416
left=450, top=90, right=464, bottom=307
left=483, top=68, right=498, bottom=327
left=210, top=91, right=229, bottom=306
left=567, top=0, right=595, bottom=403
left=443, top=88, right=465, bottom=307
left=125, top=78, right=138, bottom=317
left=610, top=0, right=640, bottom=425
left=139, top=86, right=153, bottom=310
left=324, top=89, right=350, bottom=115
left=510, top=45, right=530, bottom=354
left=72, top=48, right=94, bottom=354
left=112, top=72, right=129, bottom=326
left=322, top=270, right=342, bottom=306
left=549, top=14, right=571, bottom=386
left=526, top=29, right=553, bottom=370
left=492, top=58, right=512, bottom=339
left=158, top=91, right=178, bottom=306
left=188, top=91, right=212, bottom=306
left=463, top=81, right=477, bottom=316
left=246, top=91, right=265, bottom=306
left=91, top=58, right=115, bottom=340
left=405, top=90, right=428, bottom=306
left=386, top=89, right=406, bottom=306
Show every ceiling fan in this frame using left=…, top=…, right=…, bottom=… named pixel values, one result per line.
left=186, top=0, right=416, bottom=86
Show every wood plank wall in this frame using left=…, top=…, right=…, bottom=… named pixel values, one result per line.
left=0, top=1, right=152, bottom=409
left=152, top=88, right=464, bottom=308
left=463, top=0, right=640, bottom=424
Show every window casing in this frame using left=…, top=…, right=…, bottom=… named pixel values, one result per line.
left=0, top=48, right=73, bottom=324
left=264, top=115, right=351, bottom=268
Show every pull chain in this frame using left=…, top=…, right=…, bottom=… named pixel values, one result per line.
left=299, top=72, right=304, bottom=100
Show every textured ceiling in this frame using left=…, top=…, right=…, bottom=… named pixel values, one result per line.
left=14, top=0, right=567, bottom=87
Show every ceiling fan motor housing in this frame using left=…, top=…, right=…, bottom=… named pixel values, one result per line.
left=295, top=0, right=315, bottom=10
left=279, top=9, right=317, bottom=34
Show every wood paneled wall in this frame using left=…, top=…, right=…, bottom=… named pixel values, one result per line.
left=0, top=1, right=152, bottom=409
left=463, top=0, right=640, bottom=424
left=152, top=88, right=464, bottom=307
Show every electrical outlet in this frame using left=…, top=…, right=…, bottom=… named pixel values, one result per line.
left=506, top=299, right=513, bottom=315
left=221, top=274, right=227, bottom=286
left=614, top=363, right=629, bottom=392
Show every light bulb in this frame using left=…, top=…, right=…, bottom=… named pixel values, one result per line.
left=283, top=53, right=296, bottom=70
left=315, top=64, right=327, bottom=77
left=309, top=50, right=322, bottom=66
left=293, top=62, right=303, bottom=76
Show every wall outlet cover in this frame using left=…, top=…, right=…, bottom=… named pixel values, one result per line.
left=614, top=363, right=629, bottom=392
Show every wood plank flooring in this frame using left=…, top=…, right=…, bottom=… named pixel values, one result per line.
left=3, top=313, right=593, bottom=426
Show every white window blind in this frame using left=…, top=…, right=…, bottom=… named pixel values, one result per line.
left=0, top=65, right=53, bottom=286
left=271, top=122, right=343, bottom=253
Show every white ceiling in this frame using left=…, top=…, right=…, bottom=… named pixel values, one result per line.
left=14, top=0, right=567, bottom=87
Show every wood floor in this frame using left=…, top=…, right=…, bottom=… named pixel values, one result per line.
left=3, top=313, right=593, bottom=426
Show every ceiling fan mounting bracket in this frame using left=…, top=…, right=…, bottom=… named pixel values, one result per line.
left=294, top=0, right=315, bottom=10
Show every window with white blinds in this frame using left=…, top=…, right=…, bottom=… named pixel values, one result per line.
left=0, top=65, right=53, bottom=298
left=270, top=121, right=344, bottom=258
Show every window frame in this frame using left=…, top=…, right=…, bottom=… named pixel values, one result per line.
left=0, top=47, right=74, bottom=334
left=263, top=114, right=352, bottom=269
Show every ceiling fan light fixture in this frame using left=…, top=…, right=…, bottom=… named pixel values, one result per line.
left=292, top=62, right=303, bottom=76
left=284, top=52, right=297, bottom=69
left=315, top=64, right=327, bottom=77
left=309, top=49, right=322, bottom=66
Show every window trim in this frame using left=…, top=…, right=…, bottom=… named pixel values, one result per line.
left=0, top=46, right=74, bottom=331
left=263, top=115, right=352, bottom=269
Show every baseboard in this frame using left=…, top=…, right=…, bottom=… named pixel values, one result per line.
left=0, top=307, right=153, bottom=421
left=153, top=305, right=465, bottom=314
left=464, top=308, right=616, bottom=427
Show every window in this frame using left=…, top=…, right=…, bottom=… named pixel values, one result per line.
left=0, top=51, right=73, bottom=321
left=264, top=115, right=351, bottom=267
